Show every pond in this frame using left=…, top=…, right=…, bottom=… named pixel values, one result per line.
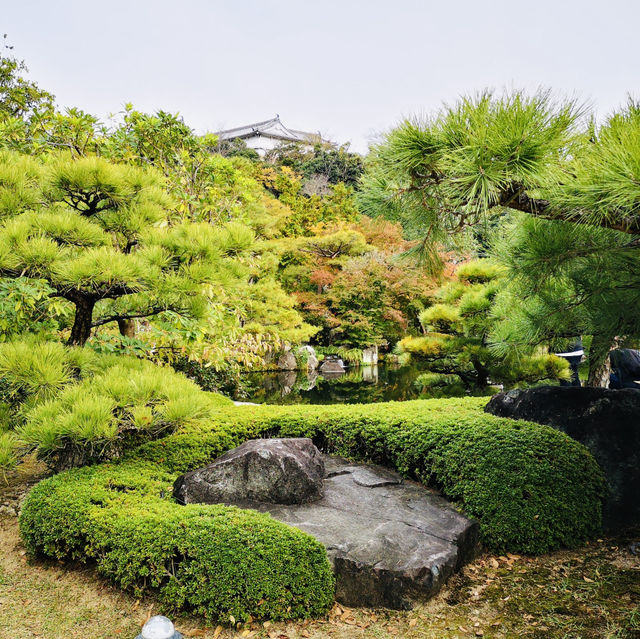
left=230, top=363, right=495, bottom=405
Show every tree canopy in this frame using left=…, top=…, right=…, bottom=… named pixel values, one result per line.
left=360, top=92, right=640, bottom=384
left=0, top=152, right=249, bottom=346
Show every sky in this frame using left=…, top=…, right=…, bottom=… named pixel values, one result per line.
left=3, top=0, right=639, bottom=153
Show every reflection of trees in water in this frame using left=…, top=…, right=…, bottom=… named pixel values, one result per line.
left=234, top=363, right=485, bottom=405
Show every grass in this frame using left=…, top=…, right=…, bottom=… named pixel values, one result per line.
left=1, top=460, right=638, bottom=639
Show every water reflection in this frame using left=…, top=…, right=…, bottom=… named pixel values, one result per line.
left=232, top=363, right=490, bottom=405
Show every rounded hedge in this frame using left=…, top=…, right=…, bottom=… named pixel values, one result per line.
left=135, top=397, right=606, bottom=554
left=20, top=461, right=335, bottom=622
left=20, top=396, right=606, bottom=623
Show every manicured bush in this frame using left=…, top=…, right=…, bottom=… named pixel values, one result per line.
left=136, top=398, right=606, bottom=554
left=20, top=461, right=334, bottom=622
left=19, top=396, right=605, bottom=623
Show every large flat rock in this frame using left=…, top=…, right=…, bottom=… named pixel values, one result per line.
left=220, top=456, right=479, bottom=609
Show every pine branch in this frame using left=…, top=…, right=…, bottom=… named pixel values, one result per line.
left=91, top=306, right=166, bottom=328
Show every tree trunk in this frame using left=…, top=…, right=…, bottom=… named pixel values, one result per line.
left=587, top=335, right=618, bottom=388
left=472, top=359, right=490, bottom=388
left=117, top=318, right=136, bottom=338
left=67, top=297, right=96, bottom=346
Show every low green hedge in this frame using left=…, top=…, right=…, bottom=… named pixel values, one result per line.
left=20, top=396, right=606, bottom=622
left=135, top=397, right=606, bottom=554
left=20, top=461, right=334, bottom=622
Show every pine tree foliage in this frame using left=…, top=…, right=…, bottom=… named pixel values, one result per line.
left=361, top=93, right=640, bottom=385
left=398, top=260, right=569, bottom=389
left=0, top=152, right=249, bottom=345
left=0, top=339, right=230, bottom=470
left=360, top=93, right=640, bottom=254
left=489, top=214, right=640, bottom=383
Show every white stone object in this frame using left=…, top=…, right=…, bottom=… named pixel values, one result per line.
left=137, top=615, right=181, bottom=639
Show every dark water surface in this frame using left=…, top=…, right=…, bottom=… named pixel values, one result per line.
left=231, top=363, right=491, bottom=405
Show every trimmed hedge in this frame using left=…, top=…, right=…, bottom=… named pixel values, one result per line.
left=135, top=397, right=606, bottom=554
left=20, top=396, right=606, bottom=622
left=20, top=461, right=334, bottom=622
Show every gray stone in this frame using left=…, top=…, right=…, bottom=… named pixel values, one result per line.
left=173, top=438, right=325, bottom=505
left=277, top=350, right=297, bottom=371
left=297, top=345, right=319, bottom=371
left=362, top=345, right=378, bottom=366
left=320, top=357, right=346, bottom=375
left=197, top=452, right=479, bottom=609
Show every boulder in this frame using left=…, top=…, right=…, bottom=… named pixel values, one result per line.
left=485, top=386, right=640, bottom=529
left=320, top=357, right=345, bottom=375
left=277, top=350, right=297, bottom=371
left=173, top=438, right=325, bottom=505
left=297, top=345, right=319, bottom=371
left=362, top=345, right=378, bottom=366
left=234, top=456, right=479, bottom=609
left=176, top=440, right=478, bottom=609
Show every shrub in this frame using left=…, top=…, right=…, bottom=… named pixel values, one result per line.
left=16, top=357, right=231, bottom=470
left=135, top=398, right=606, bottom=554
left=20, top=461, right=334, bottom=622
left=19, top=396, right=605, bottom=623
left=0, top=340, right=231, bottom=470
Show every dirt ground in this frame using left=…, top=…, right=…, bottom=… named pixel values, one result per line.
left=1, top=462, right=638, bottom=639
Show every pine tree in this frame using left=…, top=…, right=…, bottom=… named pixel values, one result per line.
left=360, top=93, right=640, bottom=385
left=0, top=152, right=248, bottom=346
left=398, top=260, right=568, bottom=390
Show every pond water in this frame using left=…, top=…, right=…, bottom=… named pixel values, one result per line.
left=230, top=363, right=494, bottom=405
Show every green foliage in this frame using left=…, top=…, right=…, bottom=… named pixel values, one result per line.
left=315, top=345, right=363, bottom=365
left=414, top=372, right=466, bottom=395
left=301, top=146, right=364, bottom=188
left=489, top=212, right=640, bottom=384
left=19, top=461, right=334, bottom=622
left=273, top=217, right=436, bottom=349
left=551, top=100, right=640, bottom=230
left=0, top=51, right=54, bottom=123
left=359, top=91, right=579, bottom=263
left=398, top=259, right=569, bottom=389
left=0, top=340, right=100, bottom=416
left=0, top=340, right=231, bottom=470
left=265, top=143, right=364, bottom=189
left=0, top=152, right=252, bottom=346
left=0, top=277, right=71, bottom=340
left=134, top=397, right=605, bottom=555
left=360, top=92, right=640, bottom=385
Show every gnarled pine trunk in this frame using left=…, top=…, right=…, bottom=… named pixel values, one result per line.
left=587, top=335, right=619, bottom=388
left=117, top=318, right=136, bottom=338
left=67, top=296, right=96, bottom=346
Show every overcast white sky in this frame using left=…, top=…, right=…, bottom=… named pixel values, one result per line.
left=4, top=0, right=639, bottom=152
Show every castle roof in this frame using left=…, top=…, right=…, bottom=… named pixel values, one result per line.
left=215, top=116, right=323, bottom=145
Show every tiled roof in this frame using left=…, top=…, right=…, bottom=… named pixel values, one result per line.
left=215, top=116, right=322, bottom=144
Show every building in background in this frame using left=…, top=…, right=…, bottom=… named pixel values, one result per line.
left=215, top=115, right=329, bottom=156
